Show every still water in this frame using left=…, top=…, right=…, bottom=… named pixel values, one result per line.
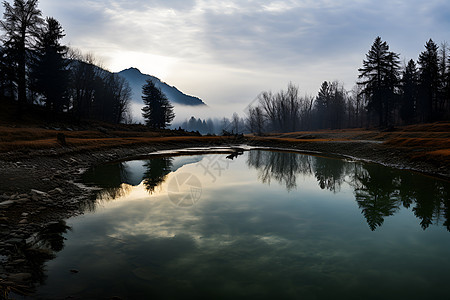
left=34, top=150, right=450, bottom=299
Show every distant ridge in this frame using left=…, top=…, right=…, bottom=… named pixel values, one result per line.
left=117, top=67, right=206, bottom=107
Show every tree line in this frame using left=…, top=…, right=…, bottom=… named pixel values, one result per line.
left=0, top=0, right=132, bottom=123
left=247, top=36, right=450, bottom=133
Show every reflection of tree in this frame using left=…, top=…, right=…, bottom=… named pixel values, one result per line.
left=3, top=221, right=72, bottom=296
left=354, top=165, right=400, bottom=230
left=82, top=162, right=129, bottom=189
left=412, top=181, right=447, bottom=230
left=82, top=162, right=133, bottom=203
left=36, top=220, right=71, bottom=252
left=143, top=157, right=173, bottom=193
left=247, top=150, right=313, bottom=191
left=313, top=157, right=346, bottom=192
left=247, top=150, right=450, bottom=231
left=390, top=171, right=450, bottom=230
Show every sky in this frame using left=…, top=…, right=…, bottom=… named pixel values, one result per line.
left=3, top=0, right=450, bottom=117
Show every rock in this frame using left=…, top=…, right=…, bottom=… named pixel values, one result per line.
left=49, top=188, right=64, bottom=195
left=43, top=199, right=54, bottom=204
left=8, top=273, right=32, bottom=282
left=0, top=200, right=14, bottom=206
left=16, top=198, right=29, bottom=203
left=19, top=219, right=28, bottom=224
left=31, top=189, right=49, bottom=197
left=10, top=259, right=26, bottom=265
left=21, top=213, right=29, bottom=217
left=18, top=193, right=28, bottom=198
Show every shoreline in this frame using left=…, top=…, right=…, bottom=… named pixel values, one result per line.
left=0, top=138, right=449, bottom=294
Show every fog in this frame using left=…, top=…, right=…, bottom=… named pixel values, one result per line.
left=129, top=102, right=249, bottom=125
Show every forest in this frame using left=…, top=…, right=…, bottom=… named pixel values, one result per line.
left=246, top=37, right=450, bottom=133
left=0, top=0, right=132, bottom=124
left=1, top=0, right=449, bottom=133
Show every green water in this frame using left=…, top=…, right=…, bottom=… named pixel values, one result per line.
left=34, top=150, right=450, bottom=299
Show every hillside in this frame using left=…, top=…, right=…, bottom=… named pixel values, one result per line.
left=118, top=68, right=206, bottom=122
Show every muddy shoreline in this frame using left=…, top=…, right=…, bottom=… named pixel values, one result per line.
left=0, top=139, right=449, bottom=295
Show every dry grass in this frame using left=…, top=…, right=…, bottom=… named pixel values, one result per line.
left=384, top=137, right=450, bottom=149
left=0, top=134, right=229, bottom=153
left=1, top=122, right=449, bottom=171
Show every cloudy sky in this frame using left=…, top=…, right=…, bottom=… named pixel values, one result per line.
left=4, top=0, right=449, bottom=115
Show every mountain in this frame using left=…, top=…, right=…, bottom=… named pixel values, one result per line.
left=117, top=68, right=206, bottom=123
left=118, top=67, right=206, bottom=105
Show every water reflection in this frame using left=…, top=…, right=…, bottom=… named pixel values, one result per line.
left=12, top=150, right=450, bottom=299
left=1, top=220, right=71, bottom=297
left=83, top=156, right=204, bottom=203
left=247, top=150, right=450, bottom=231
left=142, top=157, right=173, bottom=193
left=247, top=150, right=314, bottom=191
left=83, top=151, right=450, bottom=231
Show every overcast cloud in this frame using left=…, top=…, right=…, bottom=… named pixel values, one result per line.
left=3, top=0, right=449, bottom=115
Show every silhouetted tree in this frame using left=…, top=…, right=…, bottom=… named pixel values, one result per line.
left=0, top=0, right=43, bottom=116
left=347, top=85, right=367, bottom=128
left=68, top=51, right=97, bottom=120
left=253, top=82, right=309, bottom=132
left=441, top=43, right=450, bottom=118
left=358, top=36, right=400, bottom=127
left=142, top=79, right=175, bottom=129
left=400, top=59, right=419, bottom=123
left=314, top=81, right=330, bottom=128
left=418, top=39, right=440, bottom=122
left=31, top=17, right=69, bottom=113
left=0, top=43, right=16, bottom=101
left=247, top=106, right=265, bottom=135
left=231, top=112, right=240, bottom=133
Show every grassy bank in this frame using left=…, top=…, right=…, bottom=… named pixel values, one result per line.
left=0, top=121, right=449, bottom=177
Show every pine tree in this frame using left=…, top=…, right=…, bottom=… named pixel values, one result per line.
left=31, top=17, right=69, bottom=113
left=418, top=39, right=440, bottom=121
left=0, top=0, right=43, bottom=116
left=141, top=79, right=174, bottom=128
left=315, top=81, right=330, bottom=129
left=358, top=36, right=400, bottom=127
left=400, top=59, right=419, bottom=124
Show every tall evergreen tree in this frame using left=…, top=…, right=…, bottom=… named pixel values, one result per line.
left=417, top=39, right=440, bottom=121
left=0, top=0, right=43, bottom=116
left=31, top=17, right=69, bottom=113
left=141, top=79, right=174, bottom=128
left=400, top=59, right=419, bottom=124
left=315, top=81, right=330, bottom=129
left=358, top=36, right=400, bottom=127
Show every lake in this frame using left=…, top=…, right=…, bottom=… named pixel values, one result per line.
left=33, top=149, right=450, bottom=299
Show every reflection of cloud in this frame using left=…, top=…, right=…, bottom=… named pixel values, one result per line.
left=41, top=151, right=450, bottom=298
